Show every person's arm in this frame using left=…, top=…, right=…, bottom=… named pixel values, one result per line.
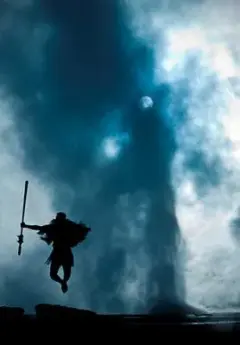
left=20, top=222, right=42, bottom=231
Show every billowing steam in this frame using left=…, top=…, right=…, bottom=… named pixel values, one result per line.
left=128, top=0, right=240, bottom=311
left=0, top=0, right=239, bottom=314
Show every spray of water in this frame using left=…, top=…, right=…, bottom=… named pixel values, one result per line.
left=127, top=0, right=240, bottom=311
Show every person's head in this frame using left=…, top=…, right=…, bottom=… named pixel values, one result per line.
left=55, top=212, right=67, bottom=222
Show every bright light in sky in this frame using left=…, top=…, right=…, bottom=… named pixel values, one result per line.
left=101, top=132, right=130, bottom=161
left=140, top=96, right=154, bottom=109
left=103, top=137, right=120, bottom=159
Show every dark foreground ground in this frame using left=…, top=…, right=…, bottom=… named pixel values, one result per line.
left=0, top=304, right=240, bottom=335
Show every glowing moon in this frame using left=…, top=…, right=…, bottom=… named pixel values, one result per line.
left=140, top=96, right=154, bottom=109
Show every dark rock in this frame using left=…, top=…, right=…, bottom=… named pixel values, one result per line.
left=0, top=306, right=25, bottom=320
left=35, top=304, right=97, bottom=320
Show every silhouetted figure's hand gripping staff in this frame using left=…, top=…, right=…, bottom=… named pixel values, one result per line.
left=21, top=211, right=91, bottom=293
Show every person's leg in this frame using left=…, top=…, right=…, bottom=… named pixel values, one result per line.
left=50, top=261, right=63, bottom=284
left=61, top=264, right=72, bottom=293
left=63, top=264, right=72, bottom=282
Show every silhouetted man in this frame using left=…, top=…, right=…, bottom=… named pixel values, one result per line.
left=21, top=212, right=90, bottom=293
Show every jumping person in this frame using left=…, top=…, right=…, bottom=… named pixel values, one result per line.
left=21, top=212, right=91, bottom=293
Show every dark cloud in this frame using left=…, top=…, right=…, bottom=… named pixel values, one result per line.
left=0, top=0, right=186, bottom=313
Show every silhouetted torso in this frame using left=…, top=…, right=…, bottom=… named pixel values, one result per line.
left=48, top=218, right=75, bottom=249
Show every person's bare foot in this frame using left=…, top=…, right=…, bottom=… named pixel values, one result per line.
left=61, top=281, right=68, bottom=293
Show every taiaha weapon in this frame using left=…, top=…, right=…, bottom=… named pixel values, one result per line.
left=17, top=180, right=29, bottom=256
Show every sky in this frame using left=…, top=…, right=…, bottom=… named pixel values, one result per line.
left=0, top=0, right=240, bottom=314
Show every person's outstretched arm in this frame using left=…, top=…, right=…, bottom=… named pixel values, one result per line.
left=20, top=222, right=42, bottom=231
